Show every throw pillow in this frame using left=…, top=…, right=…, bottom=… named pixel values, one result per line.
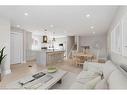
left=77, top=70, right=101, bottom=84
left=84, top=62, right=103, bottom=72
left=84, top=76, right=101, bottom=89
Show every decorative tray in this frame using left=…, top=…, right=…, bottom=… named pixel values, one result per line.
left=47, top=67, right=57, bottom=73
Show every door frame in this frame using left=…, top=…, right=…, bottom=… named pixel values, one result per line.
left=10, top=32, right=24, bottom=64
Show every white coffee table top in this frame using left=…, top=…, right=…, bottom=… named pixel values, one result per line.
left=6, top=69, right=67, bottom=89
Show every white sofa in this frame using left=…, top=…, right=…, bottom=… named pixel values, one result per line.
left=70, top=61, right=127, bottom=89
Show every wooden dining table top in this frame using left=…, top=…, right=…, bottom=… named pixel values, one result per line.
left=75, top=53, right=94, bottom=57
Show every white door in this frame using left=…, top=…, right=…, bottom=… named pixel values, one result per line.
left=11, top=32, right=23, bottom=64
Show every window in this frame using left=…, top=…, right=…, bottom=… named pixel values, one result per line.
left=111, top=22, right=122, bottom=54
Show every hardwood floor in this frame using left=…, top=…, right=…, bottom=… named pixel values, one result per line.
left=0, top=59, right=82, bottom=88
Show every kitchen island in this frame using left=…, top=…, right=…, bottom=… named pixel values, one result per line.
left=35, top=49, right=64, bottom=66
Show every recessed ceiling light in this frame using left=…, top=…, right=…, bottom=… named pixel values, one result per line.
left=44, top=29, right=47, bottom=31
left=92, top=31, right=95, bottom=34
left=86, top=14, right=90, bottom=18
left=90, top=26, right=94, bottom=29
left=53, top=32, right=55, bottom=34
left=16, top=25, right=20, bottom=27
left=24, top=12, right=29, bottom=16
left=50, top=25, right=54, bottom=28
left=64, top=30, right=67, bottom=33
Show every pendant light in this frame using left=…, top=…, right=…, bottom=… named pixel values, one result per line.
left=43, top=29, right=48, bottom=43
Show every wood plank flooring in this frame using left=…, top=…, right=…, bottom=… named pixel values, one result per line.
left=0, top=59, right=82, bottom=88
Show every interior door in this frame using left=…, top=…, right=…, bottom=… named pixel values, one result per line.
left=11, top=32, right=23, bottom=64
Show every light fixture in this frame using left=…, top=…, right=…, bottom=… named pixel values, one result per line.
left=92, top=31, right=95, bottom=34
left=42, top=29, right=48, bottom=43
left=52, top=32, right=55, bottom=41
left=16, top=25, right=20, bottom=28
left=24, top=12, right=29, bottom=16
left=52, top=37, right=55, bottom=41
left=44, top=29, right=47, bottom=31
left=90, top=26, right=94, bottom=29
left=50, top=25, right=54, bottom=28
left=43, top=35, right=48, bottom=43
left=64, top=30, right=67, bottom=33
left=86, top=14, right=90, bottom=18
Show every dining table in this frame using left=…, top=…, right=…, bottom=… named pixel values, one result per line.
left=74, top=52, right=94, bottom=62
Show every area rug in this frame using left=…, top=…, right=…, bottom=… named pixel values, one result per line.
left=50, top=72, right=78, bottom=89
left=6, top=72, right=78, bottom=89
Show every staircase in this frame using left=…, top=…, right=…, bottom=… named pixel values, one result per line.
left=68, top=44, right=78, bottom=59
left=73, top=44, right=77, bottom=50
left=67, top=36, right=79, bottom=59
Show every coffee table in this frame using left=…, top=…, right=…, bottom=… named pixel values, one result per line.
left=6, top=69, right=67, bottom=89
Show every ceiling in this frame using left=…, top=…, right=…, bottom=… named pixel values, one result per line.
left=0, top=6, right=119, bottom=36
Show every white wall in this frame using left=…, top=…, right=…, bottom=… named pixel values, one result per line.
left=79, top=34, right=107, bottom=58
left=32, top=35, right=42, bottom=50
left=107, top=6, right=127, bottom=65
left=31, top=34, right=44, bottom=61
left=54, top=37, right=67, bottom=50
left=67, top=36, right=75, bottom=58
left=11, top=27, right=32, bottom=62
left=54, top=37, right=67, bottom=57
left=0, top=17, right=11, bottom=75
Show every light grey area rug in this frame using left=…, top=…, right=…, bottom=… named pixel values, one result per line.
left=50, top=72, right=78, bottom=89
left=6, top=72, right=78, bottom=89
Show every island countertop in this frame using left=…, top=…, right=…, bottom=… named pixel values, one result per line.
left=33, top=49, right=64, bottom=53
left=46, top=49, right=64, bottom=53
left=34, top=49, right=64, bottom=65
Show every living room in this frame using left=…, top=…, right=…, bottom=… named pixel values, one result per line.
left=0, top=5, right=127, bottom=90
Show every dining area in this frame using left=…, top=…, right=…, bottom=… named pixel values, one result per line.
left=70, top=46, right=106, bottom=67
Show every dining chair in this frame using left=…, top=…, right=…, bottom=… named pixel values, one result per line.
left=72, top=55, right=86, bottom=67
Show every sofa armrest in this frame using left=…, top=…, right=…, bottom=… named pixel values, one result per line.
left=83, top=61, right=103, bottom=71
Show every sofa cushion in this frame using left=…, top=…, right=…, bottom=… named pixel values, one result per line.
left=102, top=61, right=117, bottom=79
left=77, top=70, right=101, bottom=84
left=70, top=76, right=101, bottom=89
left=95, top=79, right=108, bottom=89
left=70, top=82, right=84, bottom=89
left=83, top=62, right=103, bottom=72
left=107, top=69, right=127, bottom=89
left=84, top=76, right=101, bottom=89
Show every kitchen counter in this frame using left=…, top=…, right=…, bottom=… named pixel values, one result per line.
left=46, top=49, right=64, bottom=53
left=33, top=49, right=64, bottom=52
left=35, top=49, right=64, bottom=65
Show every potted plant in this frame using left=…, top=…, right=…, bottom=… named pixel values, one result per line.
left=0, top=47, right=6, bottom=81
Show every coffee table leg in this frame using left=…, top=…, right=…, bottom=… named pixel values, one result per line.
left=57, top=79, right=62, bottom=84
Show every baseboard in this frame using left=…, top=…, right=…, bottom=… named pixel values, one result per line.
left=22, top=60, right=26, bottom=63
left=3, top=69, right=11, bottom=75
left=26, top=58, right=36, bottom=62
